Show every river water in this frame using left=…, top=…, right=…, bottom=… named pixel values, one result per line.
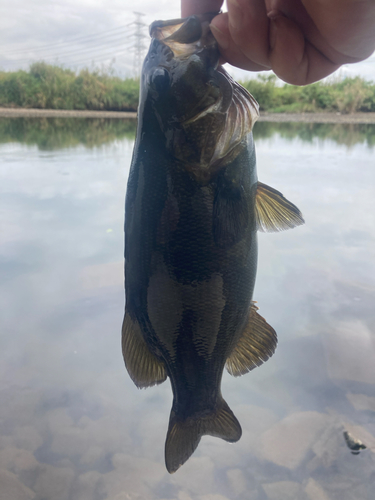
left=1, top=118, right=374, bottom=500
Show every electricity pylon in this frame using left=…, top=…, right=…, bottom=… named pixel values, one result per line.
left=131, top=12, right=147, bottom=78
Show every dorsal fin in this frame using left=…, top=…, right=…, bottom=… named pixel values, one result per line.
left=122, top=312, right=167, bottom=388
left=255, top=182, right=305, bottom=232
left=226, top=302, right=277, bottom=376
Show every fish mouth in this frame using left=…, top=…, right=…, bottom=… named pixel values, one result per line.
left=150, top=14, right=219, bottom=60
left=149, top=15, right=224, bottom=125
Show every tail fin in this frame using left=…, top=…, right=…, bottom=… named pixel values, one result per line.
left=165, top=398, right=241, bottom=473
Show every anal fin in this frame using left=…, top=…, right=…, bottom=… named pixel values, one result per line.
left=256, top=181, right=304, bottom=232
left=122, top=311, right=167, bottom=388
left=226, top=302, right=277, bottom=376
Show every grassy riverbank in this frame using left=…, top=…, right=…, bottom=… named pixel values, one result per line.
left=1, top=62, right=375, bottom=113
left=1, top=117, right=374, bottom=150
left=240, top=74, right=375, bottom=114
left=0, top=62, right=139, bottom=111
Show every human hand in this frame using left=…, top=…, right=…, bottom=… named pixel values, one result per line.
left=181, top=0, right=375, bottom=85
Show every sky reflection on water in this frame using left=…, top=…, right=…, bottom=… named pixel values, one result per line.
left=0, top=119, right=374, bottom=500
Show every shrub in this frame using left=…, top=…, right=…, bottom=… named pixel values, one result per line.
left=0, top=62, right=140, bottom=111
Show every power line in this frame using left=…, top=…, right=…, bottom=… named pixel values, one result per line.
left=2, top=37, right=131, bottom=66
left=4, top=25, right=132, bottom=56
left=130, top=12, right=148, bottom=77
left=60, top=44, right=136, bottom=68
left=70, top=53, right=134, bottom=72
left=1, top=15, right=150, bottom=75
left=4, top=43, right=123, bottom=65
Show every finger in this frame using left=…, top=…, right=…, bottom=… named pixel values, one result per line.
left=211, top=13, right=271, bottom=71
left=226, top=0, right=271, bottom=67
left=181, top=0, right=223, bottom=18
left=268, top=13, right=340, bottom=85
left=302, top=0, right=375, bottom=61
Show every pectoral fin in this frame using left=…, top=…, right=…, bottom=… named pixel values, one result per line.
left=122, top=312, right=167, bottom=388
left=255, top=182, right=304, bottom=232
left=226, top=302, right=277, bottom=376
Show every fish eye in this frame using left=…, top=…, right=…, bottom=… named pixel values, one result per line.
left=151, top=67, right=170, bottom=93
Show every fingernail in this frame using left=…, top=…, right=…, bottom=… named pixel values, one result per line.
left=210, top=24, right=229, bottom=50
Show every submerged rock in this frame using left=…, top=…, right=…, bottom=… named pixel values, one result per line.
left=0, top=447, right=39, bottom=474
left=311, top=420, right=346, bottom=468
left=346, top=393, right=375, bottom=413
left=70, top=471, right=102, bottom=500
left=12, top=426, right=43, bottom=453
left=305, top=478, right=331, bottom=500
left=262, top=480, right=306, bottom=500
left=33, top=465, right=75, bottom=500
left=323, top=320, right=375, bottom=385
left=259, top=411, right=333, bottom=469
left=226, top=468, right=247, bottom=496
left=0, top=469, right=35, bottom=500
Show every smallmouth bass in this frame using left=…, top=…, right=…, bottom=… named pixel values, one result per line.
left=122, top=14, right=304, bottom=473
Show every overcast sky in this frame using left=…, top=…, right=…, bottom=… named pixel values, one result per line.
left=1, top=0, right=374, bottom=82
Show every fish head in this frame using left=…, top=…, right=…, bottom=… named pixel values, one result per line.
left=140, top=15, right=259, bottom=181
left=144, top=15, right=224, bottom=123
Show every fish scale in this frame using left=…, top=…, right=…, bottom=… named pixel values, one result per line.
left=122, top=14, right=304, bottom=473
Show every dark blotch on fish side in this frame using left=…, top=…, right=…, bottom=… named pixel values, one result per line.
left=122, top=14, right=304, bottom=473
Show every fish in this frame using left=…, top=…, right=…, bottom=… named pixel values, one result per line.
left=122, top=14, right=304, bottom=473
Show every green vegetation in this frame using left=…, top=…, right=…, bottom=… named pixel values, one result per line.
left=1, top=117, right=374, bottom=150
left=0, top=62, right=139, bottom=111
left=241, top=74, right=375, bottom=114
left=1, top=63, right=375, bottom=114
left=253, top=122, right=375, bottom=148
left=0, top=117, right=136, bottom=150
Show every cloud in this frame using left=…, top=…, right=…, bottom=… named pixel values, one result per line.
left=0, top=1, right=180, bottom=75
left=1, top=1, right=374, bottom=80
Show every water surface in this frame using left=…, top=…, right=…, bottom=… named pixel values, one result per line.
left=1, top=118, right=374, bottom=500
